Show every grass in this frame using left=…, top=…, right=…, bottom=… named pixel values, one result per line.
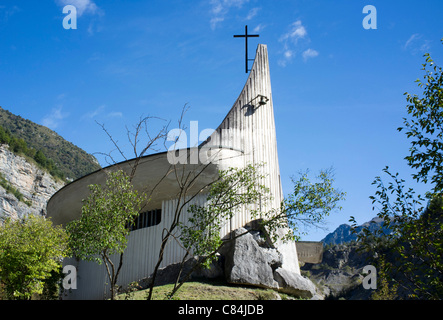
left=116, top=280, right=290, bottom=300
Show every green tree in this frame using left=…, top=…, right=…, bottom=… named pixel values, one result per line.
left=168, top=165, right=345, bottom=299
left=265, top=168, right=346, bottom=242
left=352, top=169, right=443, bottom=299
left=180, top=164, right=269, bottom=259
left=66, top=170, right=146, bottom=300
left=34, top=150, right=47, bottom=167
left=11, top=137, right=27, bottom=154
left=400, top=48, right=443, bottom=192
left=351, top=41, right=443, bottom=299
left=166, top=164, right=269, bottom=298
left=0, top=215, right=69, bottom=300
left=370, top=256, right=399, bottom=300
left=0, top=126, right=10, bottom=145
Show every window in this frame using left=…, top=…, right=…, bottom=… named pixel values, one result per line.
left=129, top=209, right=161, bottom=231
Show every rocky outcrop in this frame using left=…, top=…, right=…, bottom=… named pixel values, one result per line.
left=221, top=227, right=320, bottom=299
left=141, top=225, right=321, bottom=299
left=273, top=267, right=317, bottom=299
left=0, top=144, right=65, bottom=221
left=301, top=243, right=374, bottom=299
left=221, top=228, right=279, bottom=290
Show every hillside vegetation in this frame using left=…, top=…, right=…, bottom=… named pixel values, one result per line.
left=0, top=107, right=101, bottom=180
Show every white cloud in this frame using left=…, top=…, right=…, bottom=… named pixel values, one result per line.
left=42, top=106, right=69, bottom=130
left=253, top=23, right=265, bottom=33
left=278, top=20, right=318, bottom=66
left=210, top=16, right=225, bottom=30
left=302, top=48, right=319, bottom=62
left=246, top=7, right=260, bottom=20
left=279, top=20, right=307, bottom=43
left=403, top=33, right=431, bottom=54
left=404, top=33, right=420, bottom=49
left=82, top=105, right=105, bottom=119
left=209, top=0, right=249, bottom=29
left=278, top=49, right=294, bottom=67
left=56, top=0, right=100, bottom=17
left=82, top=105, right=123, bottom=120
left=107, top=111, right=123, bottom=118
left=56, top=0, right=103, bottom=36
left=277, top=60, right=286, bottom=67
left=284, top=50, right=293, bottom=59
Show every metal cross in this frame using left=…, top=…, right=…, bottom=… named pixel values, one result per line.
left=233, top=25, right=259, bottom=73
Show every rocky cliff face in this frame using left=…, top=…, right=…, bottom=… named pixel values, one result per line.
left=299, top=217, right=390, bottom=299
left=301, top=243, right=374, bottom=299
left=0, top=144, right=65, bottom=221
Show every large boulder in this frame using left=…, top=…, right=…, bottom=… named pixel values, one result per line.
left=220, top=225, right=322, bottom=299
left=221, top=227, right=279, bottom=290
left=273, top=267, right=317, bottom=299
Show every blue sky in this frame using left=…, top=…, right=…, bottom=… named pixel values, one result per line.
left=1, top=0, right=442, bottom=241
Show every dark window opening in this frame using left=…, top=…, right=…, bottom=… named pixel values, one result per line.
left=129, top=209, right=162, bottom=231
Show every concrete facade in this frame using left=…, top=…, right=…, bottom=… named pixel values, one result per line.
left=47, top=44, right=299, bottom=299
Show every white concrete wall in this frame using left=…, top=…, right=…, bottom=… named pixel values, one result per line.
left=62, top=193, right=208, bottom=300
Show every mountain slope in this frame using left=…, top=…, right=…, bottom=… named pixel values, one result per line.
left=321, top=217, right=391, bottom=245
left=0, top=106, right=101, bottom=181
left=0, top=106, right=102, bottom=221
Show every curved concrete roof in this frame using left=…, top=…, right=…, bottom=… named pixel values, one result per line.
left=47, top=146, right=245, bottom=226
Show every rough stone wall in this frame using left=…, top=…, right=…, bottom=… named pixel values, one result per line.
left=0, top=144, right=65, bottom=221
